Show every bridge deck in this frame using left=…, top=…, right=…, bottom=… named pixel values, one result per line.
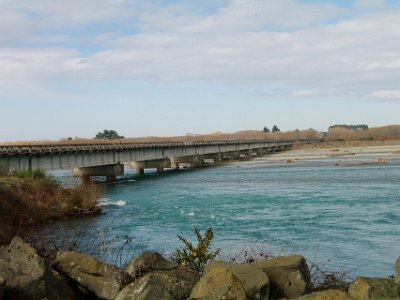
left=0, top=140, right=292, bottom=157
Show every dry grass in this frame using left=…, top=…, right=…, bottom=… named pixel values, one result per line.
left=327, top=125, right=400, bottom=142
left=0, top=129, right=324, bottom=146
left=2, top=125, right=400, bottom=146
left=0, top=173, right=102, bottom=245
left=294, top=139, right=400, bottom=150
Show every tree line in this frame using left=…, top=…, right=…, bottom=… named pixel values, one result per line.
left=262, top=125, right=280, bottom=133
left=329, top=124, right=368, bottom=131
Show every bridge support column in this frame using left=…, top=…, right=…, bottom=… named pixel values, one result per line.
left=202, top=153, right=222, bottom=164
left=72, top=163, right=124, bottom=182
left=222, top=151, right=240, bottom=160
left=170, top=155, right=203, bottom=168
left=130, top=158, right=171, bottom=175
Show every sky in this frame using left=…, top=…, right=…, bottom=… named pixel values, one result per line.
left=1, top=0, right=400, bottom=142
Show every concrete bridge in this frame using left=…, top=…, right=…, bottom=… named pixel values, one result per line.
left=0, top=140, right=293, bottom=181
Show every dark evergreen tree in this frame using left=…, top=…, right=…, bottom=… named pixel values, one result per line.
left=95, top=129, right=124, bottom=139
left=272, top=125, right=280, bottom=133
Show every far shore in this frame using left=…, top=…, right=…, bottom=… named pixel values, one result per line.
left=255, top=142, right=400, bottom=165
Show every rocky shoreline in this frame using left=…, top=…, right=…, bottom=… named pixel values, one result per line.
left=0, top=237, right=399, bottom=300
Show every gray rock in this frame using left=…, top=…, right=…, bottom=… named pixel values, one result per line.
left=348, top=276, right=399, bottom=300
left=190, top=267, right=246, bottom=300
left=0, top=276, right=5, bottom=300
left=395, top=257, right=400, bottom=285
left=255, top=255, right=311, bottom=299
left=115, top=273, right=174, bottom=300
left=0, top=236, right=54, bottom=300
left=124, top=251, right=178, bottom=278
left=204, top=260, right=270, bottom=299
left=116, top=265, right=199, bottom=300
left=46, top=269, right=89, bottom=300
left=54, top=250, right=132, bottom=300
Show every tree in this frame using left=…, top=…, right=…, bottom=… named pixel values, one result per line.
left=272, top=125, right=280, bottom=133
left=95, top=129, right=124, bottom=139
left=262, top=126, right=270, bottom=133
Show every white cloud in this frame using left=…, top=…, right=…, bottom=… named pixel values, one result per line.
left=0, top=48, right=83, bottom=79
left=371, top=90, right=400, bottom=99
left=1, top=0, right=400, bottom=101
left=293, top=90, right=319, bottom=97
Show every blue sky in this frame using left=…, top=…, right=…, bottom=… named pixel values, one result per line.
left=1, top=0, right=400, bottom=142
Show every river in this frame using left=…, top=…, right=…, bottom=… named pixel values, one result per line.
left=46, top=151, right=400, bottom=278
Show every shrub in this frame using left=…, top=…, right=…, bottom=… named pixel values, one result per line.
left=173, top=227, right=220, bottom=274
left=308, top=253, right=355, bottom=292
left=0, top=174, right=102, bottom=245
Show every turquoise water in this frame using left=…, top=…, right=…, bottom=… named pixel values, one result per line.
left=50, top=157, right=400, bottom=277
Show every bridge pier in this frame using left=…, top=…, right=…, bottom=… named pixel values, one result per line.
left=202, top=153, right=222, bottom=164
left=222, top=151, right=239, bottom=160
left=170, top=155, right=203, bottom=169
left=72, top=163, right=124, bottom=182
left=130, top=158, right=171, bottom=175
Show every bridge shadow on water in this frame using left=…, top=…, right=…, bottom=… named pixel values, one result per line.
left=96, top=162, right=227, bottom=185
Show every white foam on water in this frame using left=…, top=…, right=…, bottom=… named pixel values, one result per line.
left=97, top=198, right=126, bottom=207
left=187, top=212, right=195, bottom=216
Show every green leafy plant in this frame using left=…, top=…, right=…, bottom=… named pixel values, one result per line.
left=173, top=227, right=220, bottom=274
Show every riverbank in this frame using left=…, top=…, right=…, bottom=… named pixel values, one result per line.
left=0, top=236, right=399, bottom=300
left=256, top=143, right=400, bottom=165
left=0, top=172, right=101, bottom=245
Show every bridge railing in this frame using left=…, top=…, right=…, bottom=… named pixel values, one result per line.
left=0, top=140, right=294, bottom=157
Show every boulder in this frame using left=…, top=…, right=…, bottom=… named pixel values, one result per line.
left=54, top=250, right=132, bottom=300
left=348, top=277, right=399, bottom=300
left=160, top=267, right=200, bottom=299
left=204, top=260, right=270, bottom=299
left=190, top=267, right=246, bottom=300
left=124, top=251, right=178, bottom=278
left=46, top=269, right=90, bottom=300
left=395, top=257, right=400, bottom=285
left=116, top=267, right=199, bottom=300
left=0, top=276, right=4, bottom=300
left=295, top=289, right=354, bottom=300
left=115, top=273, right=174, bottom=300
left=255, top=255, right=311, bottom=299
left=0, top=236, right=57, bottom=300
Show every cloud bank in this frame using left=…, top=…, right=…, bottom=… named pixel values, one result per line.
left=1, top=0, right=400, bottom=100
